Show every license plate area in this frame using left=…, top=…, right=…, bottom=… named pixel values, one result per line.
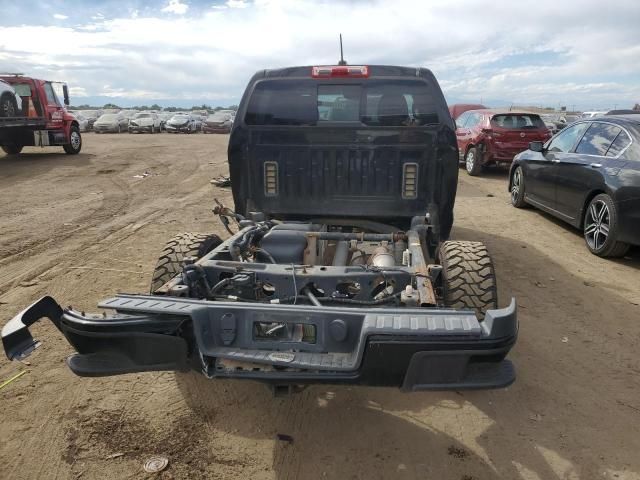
left=253, top=321, right=317, bottom=344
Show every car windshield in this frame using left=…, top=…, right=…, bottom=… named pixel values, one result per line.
left=134, top=113, right=151, bottom=118
left=172, top=115, right=189, bottom=120
left=99, top=114, right=117, bottom=121
left=245, top=79, right=439, bottom=126
left=491, top=114, right=545, bottom=129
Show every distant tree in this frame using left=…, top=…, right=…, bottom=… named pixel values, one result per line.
left=226, top=105, right=238, bottom=110
left=150, top=104, right=161, bottom=110
left=633, top=103, right=640, bottom=111
left=103, top=103, right=120, bottom=109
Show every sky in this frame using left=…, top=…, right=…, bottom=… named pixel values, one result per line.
left=1, top=0, right=639, bottom=110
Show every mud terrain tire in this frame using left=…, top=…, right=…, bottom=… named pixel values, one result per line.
left=439, top=240, right=498, bottom=319
left=150, top=232, right=222, bottom=293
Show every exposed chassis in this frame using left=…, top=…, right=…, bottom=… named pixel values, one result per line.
left=2, top=221, right=518, bottom=391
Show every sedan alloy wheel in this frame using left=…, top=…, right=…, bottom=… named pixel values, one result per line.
left=584, top=199, right=609, bottom=251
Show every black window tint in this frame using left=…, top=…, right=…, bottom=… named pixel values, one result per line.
left=245, top=79, right=438, bottom=127
left=245, top=80, right=317, bottom=126
left=362, top=80, right=437, bottom=126
left=491, top=114, right=545, bottom=129
left=575, top=122, right=621, bottom=156
left=547, top=123, right=589, bottom=153
left=605, top=130, right=632, bottom=157
left=318, top=85, right=361, bottom=121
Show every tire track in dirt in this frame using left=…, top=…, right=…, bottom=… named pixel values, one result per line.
left=0, top=175, right=134, bottom=296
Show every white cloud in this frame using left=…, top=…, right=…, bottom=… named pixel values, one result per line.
left=226, top=0, right=248, bottom=8
left=1, top=0, right=639, bottom=108
left=161, top=0, right=189, bottom=15
left=53, top=14, right=68, bottom=20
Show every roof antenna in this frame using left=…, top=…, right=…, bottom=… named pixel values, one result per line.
left=338, top=34, right=347, bottom=65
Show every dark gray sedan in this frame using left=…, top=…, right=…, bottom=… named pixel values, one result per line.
left=509, top=115, right=640, bottom=257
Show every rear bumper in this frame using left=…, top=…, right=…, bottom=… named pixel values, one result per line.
left=2, top=295, right=518, bottom=391
left=482, top=142, right=531, bottom=164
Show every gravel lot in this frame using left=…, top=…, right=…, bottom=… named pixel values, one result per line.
left=1, top=133, right=639, bottom=480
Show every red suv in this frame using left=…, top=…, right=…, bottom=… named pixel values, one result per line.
left=455, top=109, right=551, bottom=176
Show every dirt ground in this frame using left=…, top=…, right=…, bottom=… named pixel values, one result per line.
left=0, top=133, right=639, bottom=480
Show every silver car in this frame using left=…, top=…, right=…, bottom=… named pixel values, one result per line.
left=94, top=113, right=129, bottom=133
left=128, top=112, right=162, bottom=134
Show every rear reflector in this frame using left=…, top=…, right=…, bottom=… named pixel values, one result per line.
left=311, top=65, right=369, bottom=78
left=402, top=163, right=418, bottom=199
left=264, top=161, right=278, bottom=196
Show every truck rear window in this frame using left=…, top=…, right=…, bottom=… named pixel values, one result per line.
left=491, top=114, right=545, bottom=129
left=12, top=84, right=32, bottom=97
left=245, top=79, right=438, bottom=126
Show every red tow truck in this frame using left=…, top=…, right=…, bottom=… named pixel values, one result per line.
left=0, top=74, right=82, bottom=155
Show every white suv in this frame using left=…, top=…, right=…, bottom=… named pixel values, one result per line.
left=0, top=79, right=22, bottom=117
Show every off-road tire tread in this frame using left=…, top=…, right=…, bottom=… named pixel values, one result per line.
left=439, top=240, right=498, bottom=319
left=150, top=232, right=222, bottom=293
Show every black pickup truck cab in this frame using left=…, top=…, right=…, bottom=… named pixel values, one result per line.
left=2, top=65, right=517, bottom=392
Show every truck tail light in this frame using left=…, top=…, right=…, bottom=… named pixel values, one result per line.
left=402, top=163, right=418, bottom=199
left=264, top=161, right=278, bottom=196
left=311, top=66, right=369, bottom=78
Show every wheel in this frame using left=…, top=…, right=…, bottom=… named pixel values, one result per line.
left=583, top=194, right=629, bottom=258
left=2, top=144, right=23, bottom=155
left=510, top=166, right=528, bottom=208
left=150, top=232, right=223, bottom=293
left=118, top=124, right=122, bottom=133
left=465, top=147, right=483, bottom=176
left=0, top=93, right=18, bottom=117
left=438, top=240, right=498, bottom=319
left=151, top=125, right=155, bottom=134
left=63, top=125, right=82, bottom=154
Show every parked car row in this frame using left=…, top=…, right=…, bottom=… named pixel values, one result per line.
left=67, top=109, right=236, bottom=134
